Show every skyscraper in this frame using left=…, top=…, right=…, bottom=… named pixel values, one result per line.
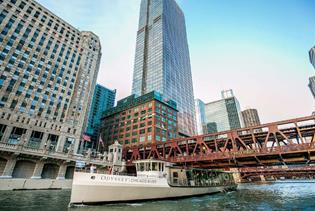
left=132, top=0, right=196, bottom=136
left=204, top=91, right=243, bottom=132
left=195, top=99, right=207, bottom=135
left=308, top=76, right=315, bottom=99
left=85, top=84, right=116, bottom=149
left=309, top=46, right=315, bottom=69
left=241, top=109, right=261, bottom=128
left=0, top=0, right=101, bottom=154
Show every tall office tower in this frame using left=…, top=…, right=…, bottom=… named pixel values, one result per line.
left=132, top=0, right=196, bottom=136
left=0, top=0, right=101, bottom=154
left=221, top=89, right=234, bottom=99
left=309, top=46, right=315, bottom=69
left=195, top=99, right=207, bottom=135
left=309, top=76, right=315, bottom=99
left=85, top=84, right=116, bottom=150
left=241, top=109, right=261, bottom=128
left=204, top=91, right=243, bottom=132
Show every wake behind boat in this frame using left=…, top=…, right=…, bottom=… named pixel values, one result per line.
left=69, top=159, right=237, bottom=206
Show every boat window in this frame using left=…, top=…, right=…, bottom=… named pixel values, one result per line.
left=145, top=163, right=149, bottom=171
left=139, top=163, right=144, bottom=171
left=158, top=163, right=164, bottom=172
left=152, top=162, right=158, bottom=171
left=172, top=171, right=178, bottom=184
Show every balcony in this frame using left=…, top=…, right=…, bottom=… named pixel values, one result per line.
left=0, top=141, right=108, bottom=166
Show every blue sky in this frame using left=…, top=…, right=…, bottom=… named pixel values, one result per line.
left=37, top=0, right=315, bottom=123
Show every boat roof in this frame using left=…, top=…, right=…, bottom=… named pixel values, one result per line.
left=133, top=159, right=168, bottom=164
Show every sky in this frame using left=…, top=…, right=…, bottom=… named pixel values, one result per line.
left=37, top=0, right=315, bottom=124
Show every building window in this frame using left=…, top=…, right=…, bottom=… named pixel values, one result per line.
left=147, top=135, right=152, bottom=141
left=132, top=138, right=137, bottom=143
left=19, top=1, right=26, bottom=9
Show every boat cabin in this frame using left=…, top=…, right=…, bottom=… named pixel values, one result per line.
left=133, top=159, right=235, bottom=187
left=133, top=159, right=169, bottom=178
left=168, top=167, right=235, bottom=187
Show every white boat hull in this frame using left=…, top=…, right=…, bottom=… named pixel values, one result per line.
left=70, top=172, right=236, bottom=205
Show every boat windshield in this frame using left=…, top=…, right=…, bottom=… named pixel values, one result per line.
left=136, top=161, right=165, bottom=172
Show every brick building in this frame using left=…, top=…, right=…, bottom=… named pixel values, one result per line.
left=101, top=91, right=178, bottom=148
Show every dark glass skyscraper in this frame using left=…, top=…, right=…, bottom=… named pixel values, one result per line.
left=195, top=99, right=207, bottom=135
left=309, top=76, right=315, bottom=99
left=132, top=0, right=196, bottom=136
left=85, top=84, right=116, bottom=149
left=309, top=46, right=315, bottom=69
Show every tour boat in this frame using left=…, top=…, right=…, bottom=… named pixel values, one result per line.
left=69, top=159, right=237, bottom=206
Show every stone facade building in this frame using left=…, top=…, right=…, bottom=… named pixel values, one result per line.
left=0, top=0, right=101, bottom=154
left=101, top=91, right=178, bottom=148
left=241, top=109, right=261, bottom=128
left=0, top=0, right=101, bottom=180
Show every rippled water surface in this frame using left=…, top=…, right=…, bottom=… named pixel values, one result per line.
left=0, top=181, right=315, bottom=211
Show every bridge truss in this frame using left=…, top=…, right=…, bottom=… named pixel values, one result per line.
left=123, top=116, right=315, bottom=168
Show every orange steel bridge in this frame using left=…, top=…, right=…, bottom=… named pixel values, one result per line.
left=123, top=115, right=315, bottom=169
left=239, top=166, right=315, bottom=179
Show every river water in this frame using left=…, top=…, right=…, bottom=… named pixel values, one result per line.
left=0, top=181, right=314, bottom=211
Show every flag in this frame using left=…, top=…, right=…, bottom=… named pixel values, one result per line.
left=82, top=134, right=91, bottom=142
left=99, top=136, right=104, bottom=146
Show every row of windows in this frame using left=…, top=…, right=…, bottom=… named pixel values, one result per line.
left=107, top=134, right=169, bottom=146
left=0, top=0, right=101, bottom=126
left=5, top=0, right=81, bottom=43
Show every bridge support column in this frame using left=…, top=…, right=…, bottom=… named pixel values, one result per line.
left=229, top=168, right=242, bottom=183
left=56, top=163, right=67, bottom=180
left=0, top=156, right=17, bottom=178
left=31, top=160, right=44, bottom=179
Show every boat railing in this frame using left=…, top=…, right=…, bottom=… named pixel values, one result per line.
left=75, top=167, right=136, bottom=177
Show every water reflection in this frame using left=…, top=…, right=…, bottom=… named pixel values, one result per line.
left=0, top=181, right=314, bottom=211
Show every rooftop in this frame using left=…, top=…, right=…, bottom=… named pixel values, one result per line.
left=102, top=91, right=177, bottom=118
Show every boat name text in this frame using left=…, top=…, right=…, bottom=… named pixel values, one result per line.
left=100, top=176, right=157, bottom=184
